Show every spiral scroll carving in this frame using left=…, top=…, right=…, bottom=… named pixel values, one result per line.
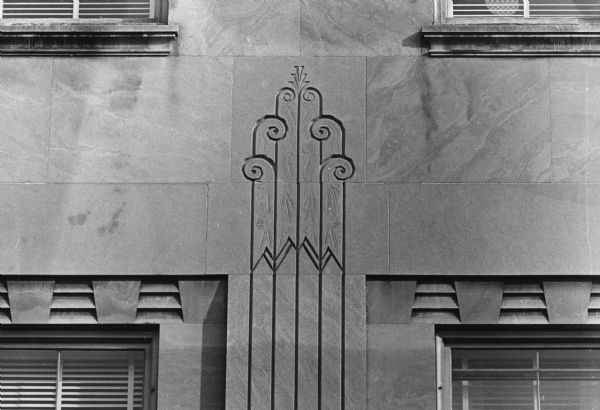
left=242, top=155, right=275, bottom=182
left=301, top=87, right=321, bottom=104
left=254, top=115, right=288, bottom=142
left=277, top=87, right=296, bottom=105
left=310, top=115, right=344, bottom=142
left=321, top=155, right=355, bottom=182
left=245, top=66, right=354, bottom=273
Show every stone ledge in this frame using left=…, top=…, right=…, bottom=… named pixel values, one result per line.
left=423, top=24, right=600, bottom=56
left=0, top=23, right=178, bottom=56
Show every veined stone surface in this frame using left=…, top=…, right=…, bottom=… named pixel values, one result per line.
left=390, top=183, right=590, bottom=276
left=0, top=184, right=206, bottom=275
left=225, top=276, right=251, bottom=410
left=300, top=0, right=430, bottom=56
left=169, top=0, right=300, bottom=56
left=346, top=183, right=389, bottom=275
left=367, top=57, right=551, bottom=182
left=206, top=183, right=252, bottom=275
left=7, top=281, right=54, bottom=323
left=551, top=59, right=600, bottom=182
left=49, top=57, right=232, bottom=183
left=158, top=323, right=226, bottom=409
left=367, top=324, right=436, bottom=410
left=0, top=58, right=52, bottom=183
left=93, top=281, right=140, bottom=323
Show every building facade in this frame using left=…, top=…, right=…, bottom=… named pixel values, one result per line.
left=1, top=0, right=600, bottom=409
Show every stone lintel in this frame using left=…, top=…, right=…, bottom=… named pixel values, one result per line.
left=0, top=23, right=178, bottom=56
left=423, top=24, right=600, bottom=56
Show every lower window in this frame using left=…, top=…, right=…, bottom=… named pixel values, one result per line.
left=438, top=330, right=600, bottom=410
left=0, top=327, right=157, bottom=410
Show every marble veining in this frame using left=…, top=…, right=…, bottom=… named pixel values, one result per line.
left=367, top=324, right=436, bottom=410
left=550, top=59, right=600, bottom=182
left=345, top=183, right=389, bottom=275
left=93, top=281, right=140, bottom=323
left=367, top=58, right=551, bottom=182
left=390, top=183, right=591, bottom=276
left=158, top=324, right=204, bottom=410
left=0, top=184, right=206, bottom=275
left=300, top=0, right=430, bottom=56
left=0, top=59, right=52, bottom=183
left=48, top=57, right=232, bottom=183
left=344, top=276, right=367, bottom=410
left=225, top=276, right=250, bottom=410
left=169, top=0, right=300, bottom=56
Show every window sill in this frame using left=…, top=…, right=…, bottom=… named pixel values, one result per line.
left=422, top=24, right=600, bottom=56
left=0, top=22, right=178, bottom=56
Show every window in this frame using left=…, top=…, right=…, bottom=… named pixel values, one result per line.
left=424, top=0, right=600, bottom=56
left=438, top=0, right=600, bottom=23
left=0, top=327, right=157, bottom=410
left=438, top=330, right=600, bottom=410
left=0, top=0, right=176, bottom=55
left=0, top=0, right=164, bottom=21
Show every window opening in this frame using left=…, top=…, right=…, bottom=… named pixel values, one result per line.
left=439, top=330, right=600, bottom=410
left=0, top=0, right=160, bottom=21
left=0, top=329, right=156, bottom=410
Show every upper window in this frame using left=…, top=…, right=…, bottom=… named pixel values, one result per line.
left=0, top=327, right=157, bottom=410
left=438, top=330, right=600, bottom=410
left=425, top=0, right=600, bottom=56
left=1, top=0, right=164, bottom=21
left=0, top=0, right=176, bottom=55
left=439, top=0, right=600, bottom=23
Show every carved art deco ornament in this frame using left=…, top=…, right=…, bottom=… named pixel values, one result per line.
left=241, top=66, right=355, bottom=409
left=243, top=66, right=355, bottom=276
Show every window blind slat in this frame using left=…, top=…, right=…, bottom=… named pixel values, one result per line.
left=0, top=349, right=145, bottom=410
left=451, top=0, right=600, bottom=18
left=1, top=0, right=151, bottom=18
left=0, top=350, right=57, bottom=409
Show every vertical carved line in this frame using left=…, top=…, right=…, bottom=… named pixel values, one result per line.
left=294, top=81, right=301, bottom=410
left=317, top=113, right=324, bottom=410
left=244, top=67, right=354, bottom=410
left=247, top=184, right=256, bottom=410
left=340, top=127, right=347, bottom=410
left=340, top=183, right=346, bottom=410
left=271, top=143, right=279, bottom=410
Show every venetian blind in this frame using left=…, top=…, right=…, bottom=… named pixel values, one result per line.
left=452, top=348, right=600, bottom=410
left=0, top=349, right=145, bottom=409
left=450, top=0, right=600, bottom=18
left=0, top=0, right=154, bottom=19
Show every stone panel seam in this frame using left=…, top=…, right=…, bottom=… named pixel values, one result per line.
left=299, top=0, right=302, bottom=56
left=205, top=184, right=210, bottom=276
left=364, top=57, right=367, bottom=184
left=46, top=58, right=55, bottom=184
left=548, top=58, right=554, bottom=183
left=229, top=58, right=235, bottom=182
left=387, top=183, right=390, bottom=275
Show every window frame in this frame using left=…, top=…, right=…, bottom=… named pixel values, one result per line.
left=436, top=328, right=600, bottom=410
left=0, top=0, right=168, bottom=23
left=0, top=0, right=177, bottom=56
left=0, top=325, right=159, bottom=410
left=435, top=0, right=600, bottom=24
